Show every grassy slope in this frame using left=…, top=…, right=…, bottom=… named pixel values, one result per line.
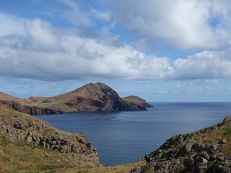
left=0, top=135, right=78, bottom=173
left=200, top=119, right=231, bottom=154
left=0, top=135, right=144, bottom=173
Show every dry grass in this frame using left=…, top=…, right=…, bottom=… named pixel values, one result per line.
left=0, top=134, right=144, bottom=173
left=0, top=135, right=78, bottom=173
left=199, top=121, right=231, bottom=155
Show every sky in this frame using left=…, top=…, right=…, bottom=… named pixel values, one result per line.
left=0, top=0, right=231, bottom=102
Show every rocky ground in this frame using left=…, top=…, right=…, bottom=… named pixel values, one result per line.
left=0, top=82, right=151, bottom=115
left=131, top=116, right=231, bottom=173
left=0, top=104, right=100, bottom=172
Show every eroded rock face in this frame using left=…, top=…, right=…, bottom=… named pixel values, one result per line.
left=132, top=116, right=231, bottom=173
left=0, top=82, right=151, bottom=115
left=0, top=100, right=60, bottom=115
left=0, top=105, right=99, bottom=164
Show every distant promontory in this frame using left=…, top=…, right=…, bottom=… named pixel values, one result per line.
left=0, top=82, right=152, bottom=115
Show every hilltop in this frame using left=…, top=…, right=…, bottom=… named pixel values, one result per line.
left=0, top=82, right=151, bottom=115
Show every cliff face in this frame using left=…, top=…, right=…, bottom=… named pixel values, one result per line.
left=0, top=104, right=99, bottom=165
left=0, top=82, right=151, bottom=115
left=131, top=116, right=231, bottom=173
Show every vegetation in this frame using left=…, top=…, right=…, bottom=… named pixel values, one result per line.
left=0, top=135, right=145, bottom=173
left=0, top=135, right=77, bottom=173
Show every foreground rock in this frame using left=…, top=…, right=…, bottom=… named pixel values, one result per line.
left=131, top=116, right=231, bottom=173
left=0, top=104, right=99, bottom=165
left=0, top=82, right=151, bottom=115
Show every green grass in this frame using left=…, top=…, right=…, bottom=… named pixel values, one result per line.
left=0, top=136, right=77, bottom=173
left=0, top=135, right=145, bottom=173
left=0, top=135, right=9, bottom=146
left=223, top=126, right=231, bottom=137
left=42, top=128, right=55, bottom=137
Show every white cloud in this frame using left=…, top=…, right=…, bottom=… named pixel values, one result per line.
left=109, top=0, right=231, bottom=49
left=172, top=50, right=231, bottom=79
left=0, top=12, right=231, bottom=81
left=0, top=13, right=25, bottom=36
left=25, top=19, right=60, bottom=50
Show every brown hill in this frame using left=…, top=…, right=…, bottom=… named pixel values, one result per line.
left=0, top=82, right=151, bottom=115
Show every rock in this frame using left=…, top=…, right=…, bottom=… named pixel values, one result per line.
left=206, top=144, right=219, bottom=154
left=178, top=142, right=193, bottom=156
left=184, top=157, right=194, bottom=168
left=155, top=162, right=170, bottom=171
left=13, top=121, right=23, bottom=129
left=200, top=151, right=210, bottom=160
left=210, top=154, right=217, bottom=160
left=211, top=162, right=231, bottom=173
left=192, top=143, right=205, bottom=152
left=222, top=116, right=231, bottom=124
left=219, top=139, right=227, bottom=144
left=144, top=154, right=152, bottom=163
left=25, top=132, right=33, bottom=143
left=217, top=155, right=225, bottom=162
left=194, top=154, right=208, bottom=173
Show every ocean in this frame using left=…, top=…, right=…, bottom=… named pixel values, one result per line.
left=38, top=102, right=231, bottom=166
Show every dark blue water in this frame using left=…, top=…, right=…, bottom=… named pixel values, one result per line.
left=38, top=102, right=231, bottom=166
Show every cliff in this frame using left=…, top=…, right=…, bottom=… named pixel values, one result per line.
left=0, top=82, right=151, bottom=115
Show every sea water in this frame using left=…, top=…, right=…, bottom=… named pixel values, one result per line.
left=38, top=102, right=231, bottom=166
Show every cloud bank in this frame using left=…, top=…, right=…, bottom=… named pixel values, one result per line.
left=109, top=0, right=231, bottom=49
left=0, top=0, right=231, bottom=82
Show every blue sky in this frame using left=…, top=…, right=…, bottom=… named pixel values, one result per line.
left=0, top=0, right=231, bottom=102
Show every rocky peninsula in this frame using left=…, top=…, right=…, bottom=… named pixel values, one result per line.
left=0, top=82, right=151, bottom=116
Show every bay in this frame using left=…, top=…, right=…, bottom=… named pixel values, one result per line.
left=38, top=102, right=231, bottom=166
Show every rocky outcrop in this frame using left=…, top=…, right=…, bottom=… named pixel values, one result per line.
left=0, top=82, right=151, bottom=115
left=131, top=116, right=231, bottom=173
left=122, top=96, right=152, bottom=110
left=0, top=104, right=99, bottom=164
left=0, top=100, right=60, bottom=115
